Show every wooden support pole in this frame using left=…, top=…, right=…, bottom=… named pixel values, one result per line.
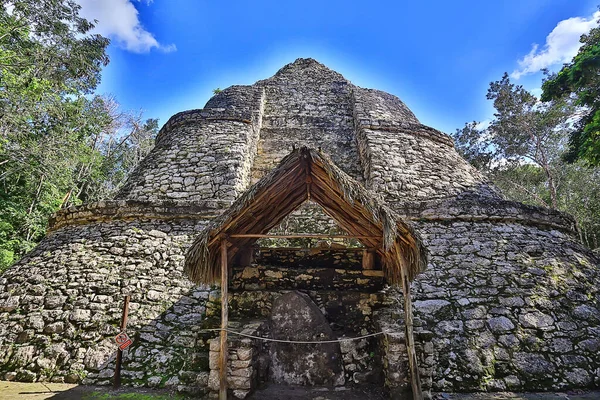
left=362, top=249, right=375, bottom=270
left=114, top=295, right=130, bottom=389
left=219, top=239, right=229, bottom=400
left=401, top=265, right=423, bottom=400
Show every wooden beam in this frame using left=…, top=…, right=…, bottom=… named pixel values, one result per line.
left=399, top=255, right=423, bottom=400
left=229, top=234, right=380, bottom=239
left=219, top=239, right=228, bottom=400
left=207, top=164, right=305, bottom=247
left=309, top=182, right=382, bottom=238
left=362, top=249, right=375, bottom=270
left=310, top=164, right=388, bottom=232
left=222, top=189, right=307, bottom=262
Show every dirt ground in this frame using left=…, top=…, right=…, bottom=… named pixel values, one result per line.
left=433, top=392, right=600, bottom=400
left=248, top=384, right=600, bottom=400
left=248, top=383, right=388, bottom=399
left=0, top=381, right=184, bottom=399
left=1, top=381, right=600, bottom=400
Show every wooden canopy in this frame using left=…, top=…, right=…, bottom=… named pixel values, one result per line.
left=184, top=147, right=427, bottom=286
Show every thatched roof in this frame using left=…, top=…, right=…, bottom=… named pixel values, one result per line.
left=184, top=147, right=427, bottom=286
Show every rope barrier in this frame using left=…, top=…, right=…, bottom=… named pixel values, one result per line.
left=203, top=328, right=388, bottom=344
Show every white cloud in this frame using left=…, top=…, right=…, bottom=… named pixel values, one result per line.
left=511, top=10, right=599, bottom=79
left=76, top=0, right=175, bottom=54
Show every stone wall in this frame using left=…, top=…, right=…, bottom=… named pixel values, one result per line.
left=117, top=85, right=264, bottom=203
left=375, top=319, right=435, bottom=399
left=354, top=123, right=488, bottom=203
left=47, top=200, right=229, bottom=233
left=383, top=219, right=600, bottom=392
left=2, top=207, right=599, bottom=395
left=0, top=218, right=214, bottom=394
left=252, top=248, right=364, bottom=269
left=251, top=59, right=361, bottom=182
left=118, top=58, right=493, bottom=209
left=207, top=321, right=269, bottom=399
left=352, top=87, right=420, bottom=126
left=231, top=265, right=384, bottom=293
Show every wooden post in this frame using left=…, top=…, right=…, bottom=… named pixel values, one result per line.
left=400, top=266, right=423, bottom=400
left=219, top=239, right=229, bottom=400
left=114, top=295, right=130, bottom=389
left=362, top=249, right=375, bottom=270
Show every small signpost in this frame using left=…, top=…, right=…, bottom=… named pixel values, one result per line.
left=114, top=295, right=131, bottom=389
left=115, top=332, right=133, bottom=351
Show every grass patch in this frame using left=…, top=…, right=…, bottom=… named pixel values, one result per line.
left=83, top=391, right=189, bottom=400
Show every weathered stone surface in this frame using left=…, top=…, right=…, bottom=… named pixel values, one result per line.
left=519, top=311, right=554, bottom=329
left=514, top=353, right=556, bottom=377
left=269, top=291, right=344, bottom=386
left=4, top=372, right=16, bottom=381
left=488, top=317, right=515, bottom=333
left=414, top=299, right=451, bottom=317
left=16, top=370, right=36, bottom=382
left=565, top=368, right=592, bottom=387
left=12, top=346, right=35, bottom=367
left=69, top=309, right=91, bottom=322
left=0, top=296, right=20, bottom=312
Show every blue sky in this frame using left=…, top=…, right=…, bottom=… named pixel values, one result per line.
left=78, top=0, right=599, bottom=134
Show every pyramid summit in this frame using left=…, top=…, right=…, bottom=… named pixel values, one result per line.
left=0, top=59, right=598, bottom=397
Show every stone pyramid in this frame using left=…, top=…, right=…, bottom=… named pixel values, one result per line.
left=0, top=58, right=598, bottom=396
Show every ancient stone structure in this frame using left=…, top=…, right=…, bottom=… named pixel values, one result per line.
left=1, top=58, right=599, bottom=398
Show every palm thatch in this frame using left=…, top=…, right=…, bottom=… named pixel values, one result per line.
left=184, top=147, right=427, bottom=286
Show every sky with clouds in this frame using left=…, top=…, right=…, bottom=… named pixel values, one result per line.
left=82, top=0, right=599, bottom=134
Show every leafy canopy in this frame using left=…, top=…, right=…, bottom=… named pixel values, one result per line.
left=454, top=73, right=600, bottom=250
left=541, top=12, right=600, bottom=165
left=0, top=1, right=159, bottom=272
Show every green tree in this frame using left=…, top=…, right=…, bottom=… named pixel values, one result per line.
left=89, top=102, right=158, bottom=200
left=454, top=74, right=600, bottom=250
left=456, top=73, right=572, bottom=208
left=556, top=164, right=600, bottom=248
left=0, top=0, right=112, bottom=271
left=541, top=11, right=600, bottom=165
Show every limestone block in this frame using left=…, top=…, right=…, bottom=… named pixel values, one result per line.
left=231, top=360, right=251, bottom=368
left=70, top=309, right=91, bottom=322
left=12, top=346, right=36, bottom=367
left=233, top=389, right=251, bottom=399
left=228, top=375, right=251, bottom=390
left=231, top=367, right=252, bottom=378
left=519, top=311, right=554, bottom=329
left=513, top=353, right=556, bottom=377
left=209, top=351, right=219, bottom=370
left=487, top=316, right=515, bottom=333
left=237, top=348, right=252, bottom=361
left=208, top=369, right=219, bottom=391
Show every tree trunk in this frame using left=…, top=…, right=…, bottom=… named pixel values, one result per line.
left=26, top=174, right=45, bottom=241
left=27, top=174, right=45, bottom=216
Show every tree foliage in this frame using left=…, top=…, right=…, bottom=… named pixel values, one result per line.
left=454, top=74, right=600, bottom=250
left=456, top=73, right=572, bottom=209
left=541, top=12, right=600, bottom=165
left=0, top=1, right=157, bottom=271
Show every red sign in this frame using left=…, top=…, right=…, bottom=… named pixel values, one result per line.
left=115, top=332, right=133, bottom=350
